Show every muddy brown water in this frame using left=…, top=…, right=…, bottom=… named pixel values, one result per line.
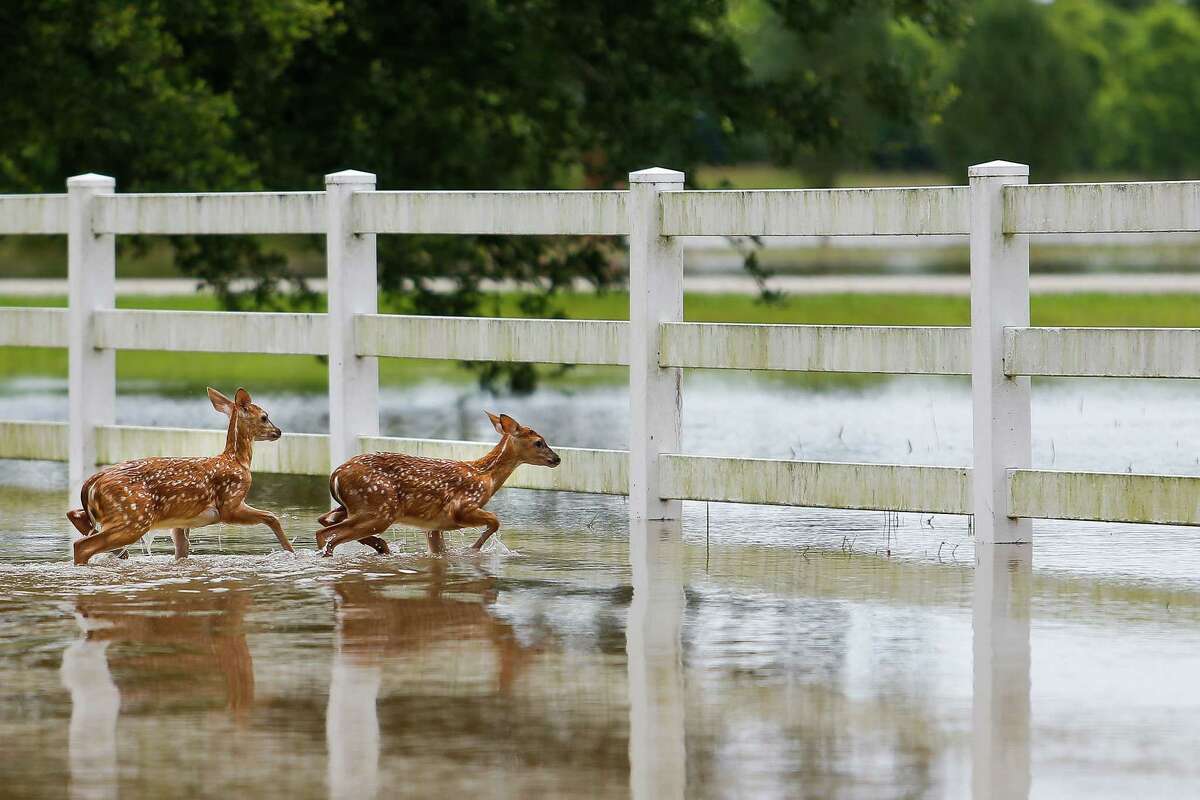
left=2, top=372, right=1200, bottom=798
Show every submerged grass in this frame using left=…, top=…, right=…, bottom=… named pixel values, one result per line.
left=3, top=291, right=1200, bottom=391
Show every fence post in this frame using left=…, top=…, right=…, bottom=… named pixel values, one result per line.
left=969, top=161, right=1031, bottom=544
left=628, top=167, right=685, bottom=522
left=67, top=173, right=116, bottom=505
left=325, top=170, right=379, bottom=471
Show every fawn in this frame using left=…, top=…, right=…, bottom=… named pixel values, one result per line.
left=315, top=412, right=560, bottom=556
left=67, top=387, right=291, bottom=565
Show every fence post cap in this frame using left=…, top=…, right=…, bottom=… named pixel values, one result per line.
left=968, top=160, right=1028, bottom=178
left=629, top=167, right=685, bottom=184
left=67, top=173, right=115, bottom=188
left=325, top=169, right=377, bottom=185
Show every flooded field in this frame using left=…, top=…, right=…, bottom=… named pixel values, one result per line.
left=2, top=372, right=1200, bottom=798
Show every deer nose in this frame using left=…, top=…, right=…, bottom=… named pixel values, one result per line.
left=551, top=454, right=562, bottom=466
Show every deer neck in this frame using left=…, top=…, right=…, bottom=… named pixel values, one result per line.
left=472, top=436, right=522, bottom=493
left=223, top=412, right=255, bottom=469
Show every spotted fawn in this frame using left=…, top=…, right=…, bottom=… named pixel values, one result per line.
left=67, top=387, right=290, bottom=565
left=316, top=412, right=561, bottom=556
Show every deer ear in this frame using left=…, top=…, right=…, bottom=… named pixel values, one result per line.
left=234, top=388, right=251, bottom=408
left=208, top=387, right=234, bottom=416
left=486, top=411, right=505, bottom=435
left=498, top=414, right=520, bottom=435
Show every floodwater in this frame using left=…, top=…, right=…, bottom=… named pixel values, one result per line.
left=2, top=371, right=1200, bottom=798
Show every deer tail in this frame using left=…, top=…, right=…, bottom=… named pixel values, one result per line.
left=67, top=474, right=101, bottom=535
left=316, top=470, right=350, bottom=529
left=328, top=470, right=343, bottom=507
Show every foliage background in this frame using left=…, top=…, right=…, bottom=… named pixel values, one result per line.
left=2, top=0, right=1199, bottom=388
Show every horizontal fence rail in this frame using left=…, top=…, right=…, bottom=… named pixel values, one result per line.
left=93, top=309, right=328, bottom=355
left=0, top=194, right=68, bottom=234
left=356, top=315, right=628, bottom=365
left=660, top=455, right=971, bottom=514
left=660, top=323, right=969, bottom=374
left=1008, top=469, right=1200, bottom=526
left=0, top=307, right=68, bottom=347
left=660, top=187, right=969, bottom=237
left=1006, top=181, right=1200, bottom=234
left=354, top=191, right=628, bottom=235
left=94, top=192, right=327, bottom=234
left=1005, top=327, right=1200, bottom=378
left=0, top=420, right=68, bottom=461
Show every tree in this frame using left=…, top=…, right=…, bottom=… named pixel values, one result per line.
left=935, top=0, right=1097, bottom=180
left=729, top=0, right=968, bottom=184
left=1094, top=2, right=1200, bottom=177
left=0, top=0, right=338, bottom=307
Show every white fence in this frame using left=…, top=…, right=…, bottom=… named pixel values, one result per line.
left=3, top=163, right=1200, bottom=539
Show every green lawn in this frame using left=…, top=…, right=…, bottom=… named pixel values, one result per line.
left=3, top=291, right=1199, bottom=390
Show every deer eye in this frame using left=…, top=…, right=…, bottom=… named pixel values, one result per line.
left=260, top=414, right=268, bottom=422
left=535, top=440, right=546, bottom=448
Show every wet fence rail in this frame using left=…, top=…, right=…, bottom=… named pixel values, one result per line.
left=2, top=164, right=1200, bottom=538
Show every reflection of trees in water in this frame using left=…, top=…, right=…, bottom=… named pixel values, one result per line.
left=681, top=587, right=939, bottom=799
left=685, top=683, right=939, bottom=800
left=683, top=589, right=850, bottom=682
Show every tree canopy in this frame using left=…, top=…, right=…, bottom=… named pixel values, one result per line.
left=935, top=0, right=1096, bottom=180
left=1094, top=2, right=1200, bottom=176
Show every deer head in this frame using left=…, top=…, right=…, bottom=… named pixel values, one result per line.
left=486, top=412, right=560, bottom=467
left=208, top=387, right=282, bottom=442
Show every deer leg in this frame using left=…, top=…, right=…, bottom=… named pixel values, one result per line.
left=73, top=522, right=150, bottom=565
left=172, top=528, right=190, bottom=560
left=320, top=515, right=391, bottom=557
left=222, top=503, right=294, bottom=553
left=425, top=531, right=445, bottom=555
left=317, top=506, right=347, bottom=528
left=315, top=517, right=342, bottom=549
left=315, top=507, right=354, bottom=548
left=317, top=513, right=388, bottom=554
left=314, top=520, right=338, bottom=551
left=317, top=516, right=358, bottom=554
left=454, top=508, right=502, bottom=551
